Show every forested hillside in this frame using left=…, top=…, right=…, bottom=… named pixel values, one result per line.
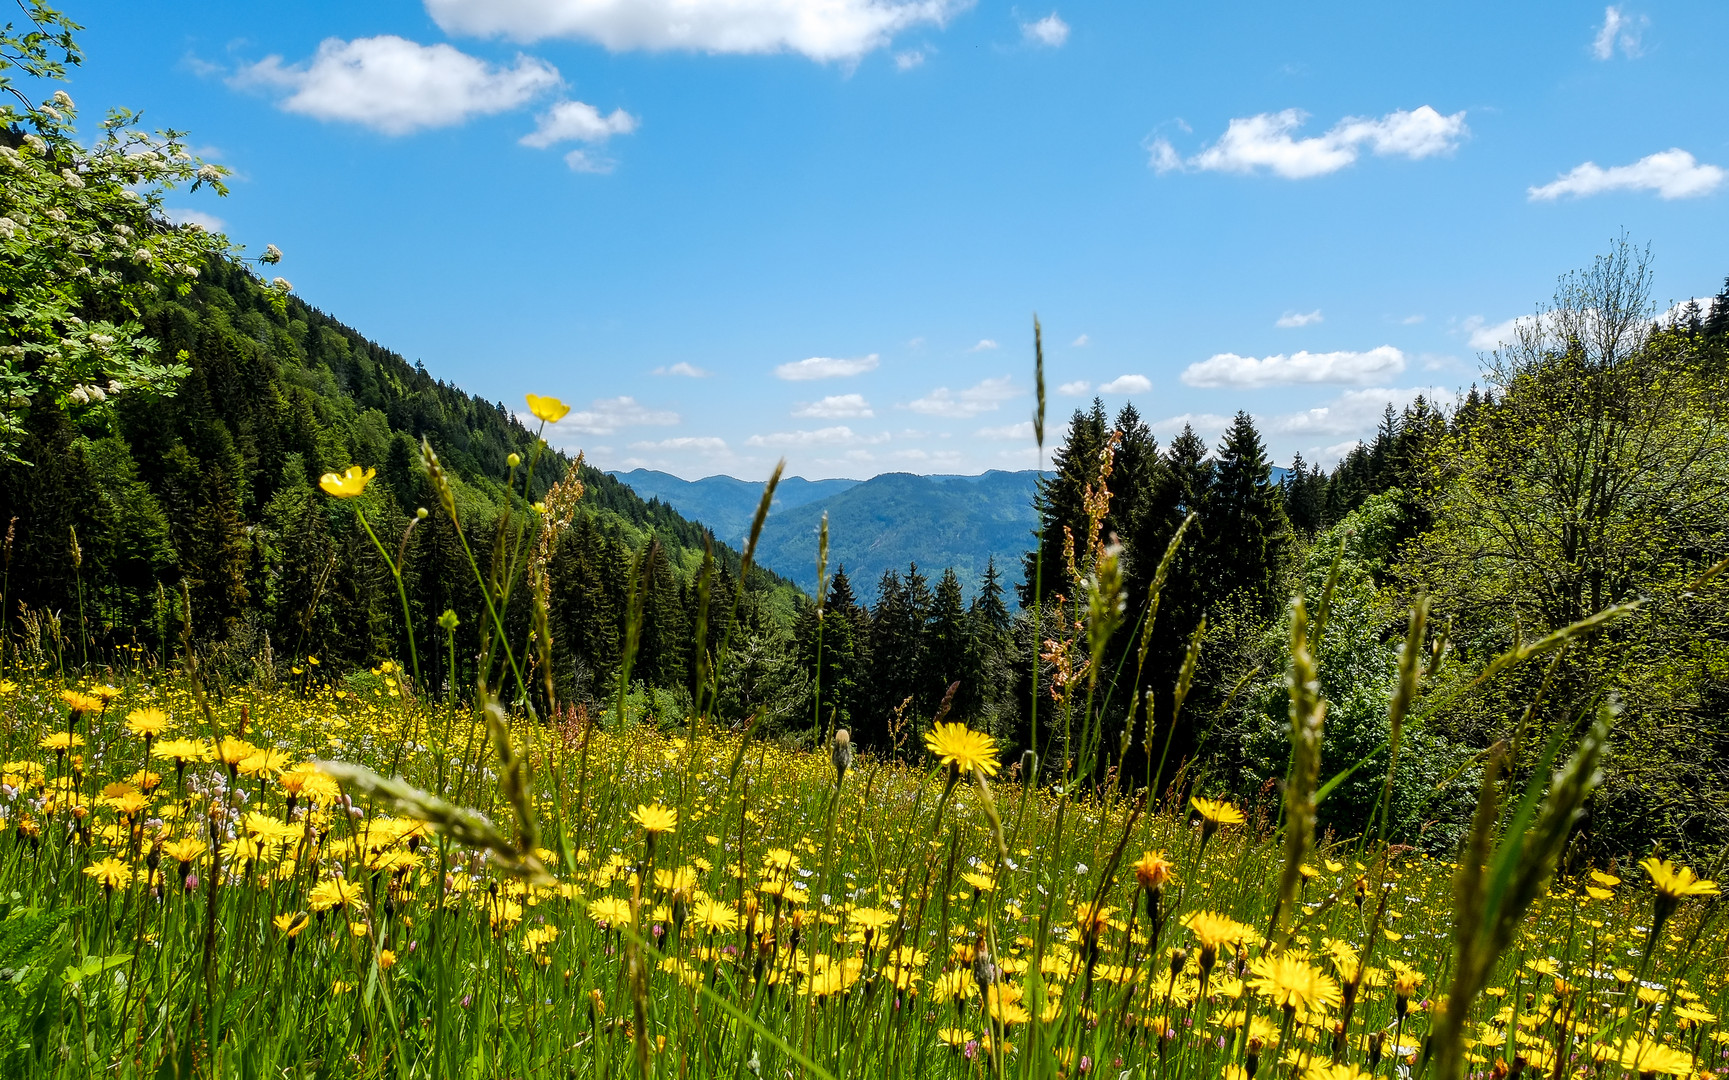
left=0, top=259, right=798, bottom=697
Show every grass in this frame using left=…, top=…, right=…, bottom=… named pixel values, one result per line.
left=0, top=666, right=1724, bottom=1079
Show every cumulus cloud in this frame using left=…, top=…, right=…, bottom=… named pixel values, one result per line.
left=548, top=396, right=680, bottom=435
left=629, top=436, right=729, bottom=455
left=1462, top=315, right=1526, bottom=352
left=906, top=375, right=1021, bottom=418
left=653, top=361, right=709, bottom=377
left=1527, top=149, right=1724, bottom=201
left=1071, top=333, right=1089, bottom=346
left=1269, top=386, right=1455, bottom=438
left=976, top=420, right=1034, bottom=440
left=234, top=36, right=560, bottom=135
left=793, top=393, right=874, bottom=418
left=1661, top=296, right=1720, bottom=326
left=1057, top=380, right=1090, bottom=396
left=1021, top=12, right=1069, bottom=47
left=1181, top=346, right=1405, bottom=388
left=1592, top=6, right=1646, bottom=59
left=1148, top=412, right=1230, bottom=441
left=745, top=426, right=888, bottom=447
left=1150, top=105, right=1467, bottom=179
left=425, top=0, right=967, bottom=63
left=520, top=99, right=638, bottom=147
left=1276, top=309, right=1323, bottom=328
left=1098, top=374, right=1151, bottom=394
left=895, top=49, right=925, bottom=69
left=969, top=338, right=1000, bottom=352
left=165, top=208, right=226, bottom=232
left=774, top=353, right=880, bottom=380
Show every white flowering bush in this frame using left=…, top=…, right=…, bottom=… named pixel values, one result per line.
left=0, top=2, right=277, bottom=462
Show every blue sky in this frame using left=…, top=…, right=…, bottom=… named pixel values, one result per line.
left=70, top=1, right=1729, bottom=479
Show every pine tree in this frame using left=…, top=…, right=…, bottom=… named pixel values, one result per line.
left=1021, top=400, right=1109, bottom=605
left=925, top=567, right=974, bottom=716
left=1205, top=411, right=1288, bottom=616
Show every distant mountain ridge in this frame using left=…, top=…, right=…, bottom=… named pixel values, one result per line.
left=611, top=468, right=1042, bottom=602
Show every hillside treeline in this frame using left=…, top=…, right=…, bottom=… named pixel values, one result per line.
left=0, top=260, right=796, bottom=697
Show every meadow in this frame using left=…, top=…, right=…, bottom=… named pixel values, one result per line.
left=0, top=658, right=1724, bottom=1079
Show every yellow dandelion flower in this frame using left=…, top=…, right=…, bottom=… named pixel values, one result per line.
left=632, top=803, right=677, bottom=835
left=84, top=856, right=132, bottom=890
left=1640, top=857, right=1718, bottom=900
left=39, top=731, right=84, bottom=752
left=1132, top=850, right=1175, bottom=890
left=1248, top=953, right=1341, bottom=1012
left=125, top=708, right=170, bottom=738
left=923, top=722, right=1000, bottom=777
left=308, top=878, right=368, bottom=913
left=1190, top=797, right=1246, bottom=829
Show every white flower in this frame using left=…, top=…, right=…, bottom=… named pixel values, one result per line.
left=0, top=146, right=17, bottom=167
left=87, top=384, right=106, bottom=402
left=0, top=218, right=19, bottom=240
left=60, top=168, right=83, bottom=189
left=68, top=386, right=88, bottom=405
left=197, top=164, right=221, bottom=183
left=262, top=244, right=282, bottom=264
left=52, top=90, right=73, bottom=110
left=40, top=106, right=61, bottom=122
left=272, top=277, right=293, bottom=292
left=134, top=248, right=153, bottom=263
left=21, top=134, right=45, bottom=153
left=1074, top=862, right=1088, bottom=876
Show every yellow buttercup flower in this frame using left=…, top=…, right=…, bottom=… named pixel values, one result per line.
left=632, top=803, right=678, bottom=835
left=923, top=721, right=1000, bottom=778
left=318, top=466, right=374, bottom=498
left=525, top=393, right=571, bottom=423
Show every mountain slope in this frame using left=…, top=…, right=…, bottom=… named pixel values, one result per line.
left=613, top=469, right=1043, bottom=601
left=611, top=469, right=859, bottom=547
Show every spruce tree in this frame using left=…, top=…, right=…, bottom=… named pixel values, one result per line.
left=1205, top=411, right=1287, bottom=617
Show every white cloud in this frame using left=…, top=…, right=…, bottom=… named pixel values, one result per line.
left=906, top=375, right=1020, bottom=418
left=1057, top=379, right=1090, bottom=396
left=234, top=36, right=560, bottom=135
left=1153, top=105, right=1467, bottom=179
left=1527, top=149, right=1724, bottom=201
left=520, top=99, right=638, bottom=147
left=774, top=353, right=880, bottom=380
left=629, top=436, right=729, bottom=455
left=425, top=0, right=968, bottom=63
left=793, top=393, right=874, bottom=418
left=563, top=148, right=617, bottom=173
left=1098, top=373, right=1151, bottom=394
left=165, top=208, right=226, bottom=232
left=1661, top=296, right=1720, bottom=326
left=969, top=338, right=999, bottom=352
left=1021, top=12, right=1069, bottom=47
left=746, top=426, right=888, bottom=447
left=1592, top=6, right=1646, bottom=60
left=976, top=420, right=1034, bottom=440
left=548, top=395, right=680, bottom=435
left=1181, top=346, right=1405, bottom=388
left=1269, top=386, right=1455, bottom=438
left=1276, top=309, right=1323, bottom=328
left=653, top=361, right=709, bottom=377
left=1400, top=313, right=1426, bottom=325
left=1462, top=315, right=1526, bottom=352
left=895, top=49, right=925, bottom=70
left=1071, top=333, right=1089, bottom=346
left=1148, top=412, right=1230, bottom=441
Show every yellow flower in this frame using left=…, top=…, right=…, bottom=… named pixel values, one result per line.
left=162, top=837, right=206, bottom=864
left=39, top=731, right=84, bottom=751
left=125, top=708, right=170, bottom=738
left=525, top=393, right=571, bottom=423
left=1190, top=797, right=1246, bottom=829
left=1639, top=857, right=1718, bottom=900
left=632, top=803, right=677, bottom=835
left=274, top=911, right=310, bottom=938
left=1183, top=910, right=1256, bottom=952
left=318, top=466, right=375, bottom=498
left=152, top=738, right=208, bottom=764
left=589, top=896, right=633, bottom=927
left=84, top=856, right=132, bottom=890
left=693, top=898, right=738, bottom=934
left=923, top=722, right=1000, bottom=778
left=1616, top=1038, right=1693, bottom=1076
left=60, top=689, right=105, bottom=713
left=1133, top=850, right=1176, bottom=890
left=308, top=878, right=368, bottom=913
left=1248, top=953, right=1342, bottom=1012
left=937, top=1027, right=974, bottom=1051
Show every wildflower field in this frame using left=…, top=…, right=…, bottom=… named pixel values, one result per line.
left=1, top=661, right=1725, bottom=1080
